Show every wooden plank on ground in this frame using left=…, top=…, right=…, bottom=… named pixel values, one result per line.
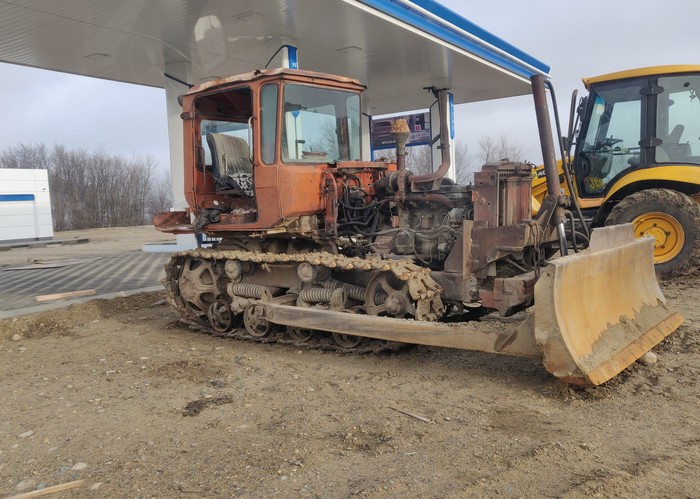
left=389, top=405, right=434, bottom=424
left=35, top=289, right=96, bottom=302
left=7, top=479, right=85, bottom=498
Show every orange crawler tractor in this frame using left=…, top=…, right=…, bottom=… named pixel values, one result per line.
left=154, top=68, right=682, bottom=386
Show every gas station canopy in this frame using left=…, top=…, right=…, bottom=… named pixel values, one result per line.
left=0, top=0, right=549, bottom=114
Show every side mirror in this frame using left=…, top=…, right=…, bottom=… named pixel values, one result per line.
left=577, top=95, right=588, bottom=116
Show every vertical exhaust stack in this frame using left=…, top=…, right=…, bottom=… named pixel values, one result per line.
left=531, top=75, right=568, bottom=256
left=409, top=88, right=451, bottom=192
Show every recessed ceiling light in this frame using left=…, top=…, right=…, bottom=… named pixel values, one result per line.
left=232, top=11, right=261, bottom=22
left=429, top=76, right=450, bottom=85
left=336, top=46, right=362, bottom=54
left=83, top=53, right=111, bottom=61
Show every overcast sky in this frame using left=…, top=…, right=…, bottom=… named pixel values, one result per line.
left=0, top=0, right=696, bottom=172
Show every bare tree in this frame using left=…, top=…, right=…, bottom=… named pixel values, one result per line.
left=305, top=117, right=340, bottom=159
left=374, top=141, right=474, bottom=184
left=0, top=142, right=53, bottom=170
left=0, top=143, right=167, bottom=230
left=477, top=135, right=526, bottom=164
left=453, top=141, right=472, bottom=185
left=147, top=170, right=173, bottom=221
left=405, top=145, right=433, bottom=175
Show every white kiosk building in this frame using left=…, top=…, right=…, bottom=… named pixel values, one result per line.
left=0, top=168, right=53, bottom=243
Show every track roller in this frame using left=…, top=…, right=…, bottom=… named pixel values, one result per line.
left=243, top=304, right=271, bottom=338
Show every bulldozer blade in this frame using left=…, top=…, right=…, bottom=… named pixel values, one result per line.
left=535, top=224, right=683, bottom=386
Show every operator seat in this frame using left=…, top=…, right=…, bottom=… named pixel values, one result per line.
left=206, top=133, right=255, bottom=197
left=658, top=124, right=690, bottom=162
left=666, top=124, right=685, bottom=143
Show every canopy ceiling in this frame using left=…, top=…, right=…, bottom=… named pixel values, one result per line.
left=0, top=0, right=549, bottom=114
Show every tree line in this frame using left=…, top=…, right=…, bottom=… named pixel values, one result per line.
left=376, top=134, right=526, bottom=184
left=0, top=136, right=525, bottom=231
left=0, top=143, right=172, bottom=231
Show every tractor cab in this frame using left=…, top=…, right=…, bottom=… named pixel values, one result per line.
left=171, top=69, right=366, bottom=232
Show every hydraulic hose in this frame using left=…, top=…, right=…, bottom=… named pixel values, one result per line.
left=544, top=80, right=590, bottom=240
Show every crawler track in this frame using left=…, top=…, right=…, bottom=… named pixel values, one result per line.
left=163, top=249, right=445, bottom=353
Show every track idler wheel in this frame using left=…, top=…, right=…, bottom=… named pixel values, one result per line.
left=287, top=327, right=315, bottom=343
left=178, top=257, right=223, bottom=319
left=331, top=307, right=364, bottom=349
left=243, top=304, right=271, bottom=338
left=364, top=271, right=416, bottom=318
left=332, top=333, right=363, bottom=349
left=207, top=299, right=238, bottom=333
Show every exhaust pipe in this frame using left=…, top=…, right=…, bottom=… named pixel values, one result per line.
left=409, top=88, right=451, bottom=192
left=531, top=75, right=568, bottom=256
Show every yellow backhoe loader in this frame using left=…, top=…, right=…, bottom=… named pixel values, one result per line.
left=533, top=65, right=700, bottom=274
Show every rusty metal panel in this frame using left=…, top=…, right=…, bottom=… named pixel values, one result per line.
left=472, top=164, right=499, bottom=228
left=462, top=220, right=474, bottom=277
left=470, top=223, right=530, bottom=277
left=473, top=162, right=532, bottom=229
left=152, top=210, right=193, bottom=233
left=478, top=272, right=535, bottom=316
left=500, top=177, right=532, bottom=226
left=430, top=271, right=469, bottom=302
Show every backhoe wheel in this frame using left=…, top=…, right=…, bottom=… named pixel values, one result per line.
left=605, top=188, right=699, bottom=275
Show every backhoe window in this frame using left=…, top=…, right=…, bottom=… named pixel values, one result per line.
left=655, top=75, right=700, bottom=165
left=282, top=84, right=361, bottom=163
left=579, top=82, right=642, bottom=195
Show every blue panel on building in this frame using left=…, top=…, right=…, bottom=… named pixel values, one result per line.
left=0, top=194, right=35, bottom=202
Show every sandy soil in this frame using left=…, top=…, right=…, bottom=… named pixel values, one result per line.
left=0, top=230, right=698, bottom=497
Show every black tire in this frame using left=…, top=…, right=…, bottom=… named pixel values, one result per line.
left=605, top=188, right=699, bottom=275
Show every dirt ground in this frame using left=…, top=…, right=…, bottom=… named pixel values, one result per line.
left=0, top=228, right=698, bottom=498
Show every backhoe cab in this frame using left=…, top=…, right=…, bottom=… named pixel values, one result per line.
left=533, top=65, right=700, bottom=273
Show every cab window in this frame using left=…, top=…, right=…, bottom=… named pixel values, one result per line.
left=260, top=83, right=278, bottom=164
left=656, top=75, right=700, bottom=165
left=578, top=82, right=642, bottom=195
left=195, top=87, right=253, bottom=173
left=195, top=87, right=255, bottom=196
left=282, top=84, right=361, bottom=163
